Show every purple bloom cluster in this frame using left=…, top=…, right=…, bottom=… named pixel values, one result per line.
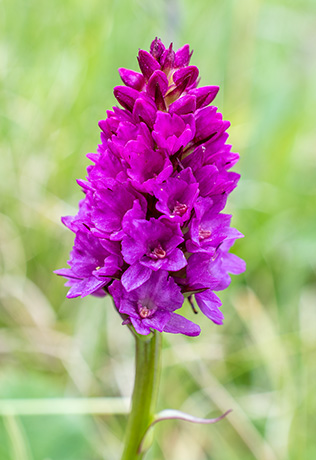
left=56, top=38, right=245, bottom=337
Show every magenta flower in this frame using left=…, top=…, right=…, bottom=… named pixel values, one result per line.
left=121, top=218, right=187, bottom=291
left=55, top=37, right=245, bottom=336
left=110, top=270, right=200, bottom=336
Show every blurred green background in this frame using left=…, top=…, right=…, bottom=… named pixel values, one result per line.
left=1, top=0, right=316, bottom=459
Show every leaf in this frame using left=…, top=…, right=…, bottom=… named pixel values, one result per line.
left=138, top=408, right=232, bottom=454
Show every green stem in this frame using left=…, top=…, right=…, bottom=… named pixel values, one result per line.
left=120, top=330, right=162, bottom=460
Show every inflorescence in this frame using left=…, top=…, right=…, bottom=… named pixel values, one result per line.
left=55, top=38, right=245, bottom=337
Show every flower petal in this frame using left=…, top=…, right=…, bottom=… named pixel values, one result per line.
left=163, top=312, right=201, bottom=336
left=121, top=263, right=151, bottom=292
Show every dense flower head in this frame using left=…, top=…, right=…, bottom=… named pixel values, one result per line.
left=55, top=38, right=245, bottom=337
